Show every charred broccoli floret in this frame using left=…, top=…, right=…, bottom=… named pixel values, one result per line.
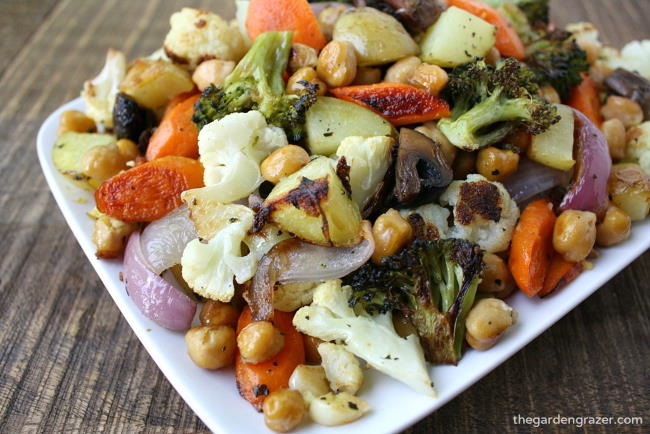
left=192, top=31, right=317, bottom=142
left=344, top=238, right=484, bottom=365
left=438, top=58, right=559, bottom=151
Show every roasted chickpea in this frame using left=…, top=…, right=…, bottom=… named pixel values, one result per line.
left=92, top=215, right=138, bottom=259
left=539, top=85, right=561, bottom=104
left=479, top=252, right=515, bottom=296
left=372, top=209, right=413, bottom=264
left=289, top=365, right=330, bottom=402
left=286, top=67, right=327, bottom=96
left=318, top=6, right=348, bottom=41
left=408, top=63, right=448, bottom=96
left=601, top=96, right=644, bottom=128
left=384, top=56, right=421, bottom=83
left=261, top=145, right=311, bottom=184
left=553, top=210, right=597, bottom=262
left=58, top=110, right=96, bottom=134
left=353, top=66, right=382, bottom=85
left=263, top=388, right=307, bottom=433
left=596, top=205, right=632, bottom=247
left=317, top=40, right=357, bottom=87
left=185, top=325, right=237, bottom=370
left=476, top=147, right=519, bottom=182
left=484, top=47, right=501, bottom=66
left=81, top=143, right=128, bottom=183
left=289, top=43, right=319, bottom=73
left=465, top=298, right=516, bottom=350
left=392, top=311, right=417, bottom=338
left=115, top=138, right=139, bottom=161
left=237, top=321, right=285, bottom=364
left=453, top=150, right=476, bottom=180
left=601, top=118, right=626, bottom=160
left=192, top=59, right=235, bottom=91
left=504, top=128, right=531, bottom=153
left=414, top=121, right=457, bottom=166
left=303, top=334, right=324, bottom=364
left=200, top=300, right=239, bottom=327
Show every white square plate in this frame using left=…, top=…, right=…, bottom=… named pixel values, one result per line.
left=38, top=98, right=650, bottom=434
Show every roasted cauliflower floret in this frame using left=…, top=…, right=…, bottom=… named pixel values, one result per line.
left=318, top=342, right=363, bottom=395
left=599, top=39, right=650, bottom=81
left=399, top=203, right=450, bottom=239
left=274, top=282, right=318, bottom=312
left=163, top=8, right=246, bottom=68
left=627, top=121, right=650, bottom=175
left=81, top=48, right=126, bottom=128
left=440, top=174, right=519, bottom=253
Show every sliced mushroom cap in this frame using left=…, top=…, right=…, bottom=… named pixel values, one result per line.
left=394, top=128, right=453, bottom=205
left=605, top=68, right=650, bottom=119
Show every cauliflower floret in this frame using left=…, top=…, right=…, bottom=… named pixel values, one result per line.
left=164, top=8, right=246, bottom=68
left=335, top=136, right=394, bottom=210
left=198, top=111, right=288, bottom=203
left=81, top=48, right=126, bottom=128
left=274, top=282, right=318, bottom=312
left=627, top=121, right=650, bottom=175
left=440, top=174, right=519, bottom=253
left=566, top=22, right=602, bottom=62
left=293, top=280, right=435, bottom=396
left=399, top=203, right=450, bottom=238
left=599, top=39, right=650, bottom=81
left=318, top=342, right=363, bottom=395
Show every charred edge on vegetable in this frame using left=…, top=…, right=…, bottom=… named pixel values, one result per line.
left=406, top=213, right=440, bottom=240
left=336, top=156, right=353, bottom=196
left=456, top=181, right=502, bottom=224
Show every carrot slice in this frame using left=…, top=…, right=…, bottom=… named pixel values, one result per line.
left=146, top=94, right=201, bottom=160
left=164, top=90, right=199, bottom=118
left=95, top=156, right=204, bottom=222
left=235, top=307, right=305, bottom=411
left=448, top=0, right=525, bottom=60
left=246, top=0, right=326, bottom=50
left=330, top=83, right=451, bottom=126
left=567, top=74, right=603, bottom=127
left=508, top=199, right=557, bottom=297
left=538, top=253, right=583, bottom=297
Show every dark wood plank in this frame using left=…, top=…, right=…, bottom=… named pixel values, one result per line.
left=0, top=1, right=647, bottom=433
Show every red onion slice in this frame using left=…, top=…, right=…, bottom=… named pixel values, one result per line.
left=559, top=109, right=612, bottom=217
left=124, top=231, right=196, bottom=331
left=140, top=205, right=196, bottom=275
left=504, top=157, right=571, bottom=205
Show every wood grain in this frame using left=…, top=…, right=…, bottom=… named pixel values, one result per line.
left=0, top=0, right=648, bottom=433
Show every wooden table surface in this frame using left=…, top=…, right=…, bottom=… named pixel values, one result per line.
left=0, top=0, right=648, bottom=432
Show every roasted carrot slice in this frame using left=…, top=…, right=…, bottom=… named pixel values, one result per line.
left=448, top=0, right=526, bottom=60
left=95, top=156, right=204, bottom=222
left=330, top=83, right=451, bottom=126
left=508, top=198, right=557, bottom=297
left=235, top=307, right=305, bottom=412
left=246, top=0, right=326, bottom=50
left=567, top=74, right=603, bottom=127
left=146, top=94, right=201, bottom=160
left=539, top=253, right=583, bottom=297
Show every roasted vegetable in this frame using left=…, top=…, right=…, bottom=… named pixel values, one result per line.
left=192, top=31, right=317, bottom=143
left=527, top=104, right=575, bottom=170
left=608, top=163, right=650, bottom=221
left=52, top=132, right=117, bottom=190
left=119, top=59, right=194, bottom=109
left=605, top=68, right=650, bottom=119
left=344, top=238, right=484, bottom=364
left=438, top=58, right=559, bottom=151
left=113, top=93, right=156, bottom=143
left=364, top=0, right=445, bottom=33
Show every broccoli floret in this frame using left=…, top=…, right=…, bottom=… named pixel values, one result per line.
left=192, top=31, right=317, bottom=142
left=438, top=58, right=559, bottom=151
left=344, top=238, right=484, bottom=365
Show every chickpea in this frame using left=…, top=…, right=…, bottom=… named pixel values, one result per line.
left=408, top=63, right=449, bottom=96
left=539, top=85, right=561, bottom=104
left=263, top=388, right=307, bottom=433
left=200, top=300, right=239, bottom=327
left=81, top=143, right=128, bottom=183
left=261, top=145, right=311, bottom=184
left=303, top=334, right=324, bottom=364
left=185, top=325, right=237, bottom=370
left=601, top=96, right=644, bottom=128
left=317, top=40, right=357, bottom=88
left=92, top=215, right=138, bottom=259
left=476, top=147, right=519, bottom=182
left=414, top=121, right=457, bottom=166
left=372, top=209, right=413, bottom=264
left=318, top=6, right=348, bottom=41
left=289, top=365, right=330, bottom=403
left=384, top=56, right=421, bottom=83
left=58, top=110, right=96, bottom=134
left=484, top=47, right=501, bottom=66
left=353, top=66, right=382, bottom=85
left=453, top=150, right=476, bottom=180
left=479, top=253, right=515, bottom=295
left=601, top=118, right=626, bottom=160
left=553, top=210, right=597, bottom=262
left=286, top=67, right=327, bottom=96
left=192, top=59, right=236, bottom=91
left=504, top=128, right=531, bottom=153
left=392, top=311, right=417, bottom=338
left=289, top=43, right=318, bottom=74
left=237, top=321, right=285, bottom=364
left=465, top=298, right=516, bottom=350
left=116, top=138, right=139, bottom=161
left=596, top=205, right=631, bottom=247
